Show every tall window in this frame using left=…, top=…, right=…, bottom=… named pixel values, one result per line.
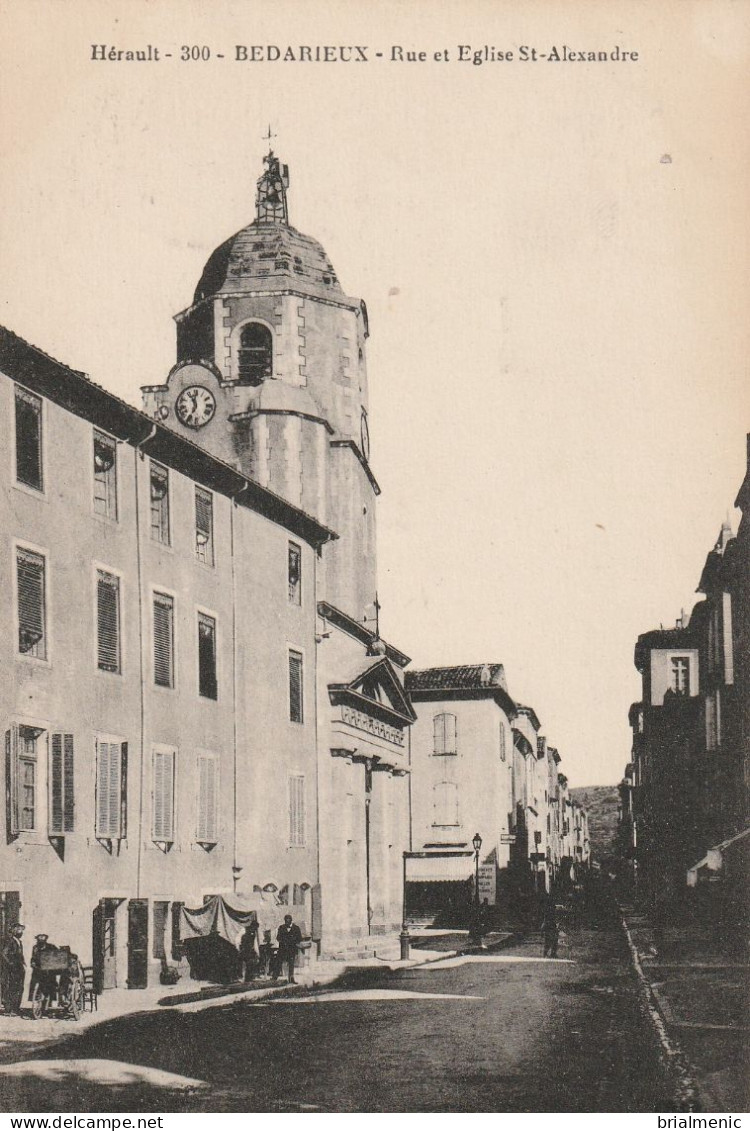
left=670, top=656, right=690, bottom=695
left=5, top=726, right=44, bottom=834
left=17, top=548, right=46, bottom=659
left=433, top=712, right=457, bottom=755
left=49, top=733, right=75, bottom=835
left=237, top=322, right=273, bottom=386
left=150, top=462, right=170, bottom=545
left=433, top=780, right=459, bottom=826
left=153, top=593, right=174, bottom=688
left=96, top=570, right=121, bottom=673
left=152, top=747, right=176, bottom=843
left=499, top=723, right=507, bottom=762
left=95, top=738, right=127, bottom=840
left=195, top=487, right=214, bottom=565
left=289, top=650, right=304, bottom=723
left=15, top=386, right=43, bottom=491
left=288, top=542, right=301, bottom=605
left=196, top=753, right=219, bottom=844
left=289, top=774, right=305, bottom=847
left=198, top=613, right=217, bottom=700
left=93, top=430, right=117, bottom=519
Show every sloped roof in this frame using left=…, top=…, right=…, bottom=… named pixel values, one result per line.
left=406, top=664, right=507, bottom=692
left=0, top=325, right=335, bottom=549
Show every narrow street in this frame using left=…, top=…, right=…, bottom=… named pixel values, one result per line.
left=0, top=911, right=676, bottom=1113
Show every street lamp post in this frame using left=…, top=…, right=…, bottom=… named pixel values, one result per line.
left=400, top=851, right=411, bottom=960
left=469, top=832, right=483, bottom=946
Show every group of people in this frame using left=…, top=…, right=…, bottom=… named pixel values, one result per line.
left=1, top=926, right=77, bottom=1016
left=238, top=914, right=303, bottom=985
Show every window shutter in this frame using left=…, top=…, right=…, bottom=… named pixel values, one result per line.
left=5, top=726, right=19, bottom=837
left=50, top=733, right=63, bottom=834
left=153, top=594, right=174, bottom=687
left=63, top=733, right=74, bottom=832
left=289, top=651, right=303, bottom=723
left=120, top=742, right=128, bottom=840
left=288, top=775, right=305, bottom=847
left=195, top=489, right=214, bottom=564
left=445, top=714, right=457, bottom=754
left=96, top=740, right=124, bottom=839
left=198, top=614, right=217, bottom=699
left=197, top=754, right=218, bottom=842
left=15, top=387, right=43, bottom=490
left=17, top=549, right=45, bottom=656
left=433, top=714, right=444, bottom=754
left=153, top=748, right=175, bottom=841
left=97, top=572, right=120, bottom=672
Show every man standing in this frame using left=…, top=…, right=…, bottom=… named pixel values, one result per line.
left=1, top=923, right=26, bottom=1015
left=274, top=915, right=302, bottom=984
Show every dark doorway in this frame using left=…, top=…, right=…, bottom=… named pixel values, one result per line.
left=0, top=891, right=21, bottom=948
left=127, top=899, right=149, bottom=989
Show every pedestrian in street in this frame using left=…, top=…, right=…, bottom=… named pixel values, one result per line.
left=258, top=929, right=274, bottom=977
left=273, top=914, right=302, bottom=984
left=239, top=922, right=259, bottom=983
left=1, top=923, right=26, bottom=1015
left=541, top=898, right=559, bottom=959
left=29, top=933, right=55, bottom=1004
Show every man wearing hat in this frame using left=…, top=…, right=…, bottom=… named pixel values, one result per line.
left=29, top=933, right=54, bottom=1004
left=1, top=924, right=26, bottom=1015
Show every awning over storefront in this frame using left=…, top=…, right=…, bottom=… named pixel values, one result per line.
left=181, top=890, right=286, bottom=947
left=405, top=853, right=474, bottom=883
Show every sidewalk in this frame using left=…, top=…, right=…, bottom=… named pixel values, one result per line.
left=620, top=902, right=749, bottom=1112
left=0, top=935, right=457, bottom=1057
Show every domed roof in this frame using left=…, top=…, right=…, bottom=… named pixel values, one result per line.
left=193, top=152, right=351, bottom=307
left=194, top=221, right=343, bottom=305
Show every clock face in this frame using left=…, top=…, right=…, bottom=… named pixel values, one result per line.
left=175, top=385, right=216, bottom=429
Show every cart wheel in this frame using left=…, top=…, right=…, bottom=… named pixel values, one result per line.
left=31, top=984, right=45, bottom=1020
left=68, top=979, right=82, bottom=1021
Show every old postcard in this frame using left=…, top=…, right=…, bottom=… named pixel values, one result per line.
left=0, top=0, right=747, bottom=1118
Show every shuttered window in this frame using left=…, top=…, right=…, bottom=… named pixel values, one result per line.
left=15, top=386, right=43, bottom=491
left=288, top=542, right=301, bottom=604
left=6, top=726, right=42, bottom=834
left=237, top=322, right=273, bottom=386
left=150, top=462, right=170, bottom=544
left=289, top=650, right=303, bottom=723
left=153, top=593, right=174, bottom=688
left=433, top=713, right=457, bottom=755
left=195, top=487, right=214, bottom=565
left=49, top=732, right=74, bottom=834
left=198, top=613, right=217, bottom=699
left=196, top=753, right=218, bottom=843
left=95, top=738, right=127, bottom=839
left=97, top=570, right=121, bottom=673
left=433, top=781, right=459, bottom=826
left=289, top=774, right=305, bottom=847
left=93, top=430, right=117, bottom=519
left=152, top=747, right=175, bottom=842
left=499, top=723, right=507, bottom=762
left=17, top=548, right=46, bottom=659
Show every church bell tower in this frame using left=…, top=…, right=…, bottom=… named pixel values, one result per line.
left=142, top=151, right=379, bottom=624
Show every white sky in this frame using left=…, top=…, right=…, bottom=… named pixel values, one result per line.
left=1, top=0, right=748, bottom=786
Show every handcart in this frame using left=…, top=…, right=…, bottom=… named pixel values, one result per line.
left=31, top=946, right=83, bottom=1021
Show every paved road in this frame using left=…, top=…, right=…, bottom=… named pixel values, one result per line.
left=0, top=913, right=674, bottom=1113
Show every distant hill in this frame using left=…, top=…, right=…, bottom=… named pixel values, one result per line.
left=570, top=785, right=620, bottom=865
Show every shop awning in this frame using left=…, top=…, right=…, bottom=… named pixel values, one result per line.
left=406, top=854, right=474, bottom=883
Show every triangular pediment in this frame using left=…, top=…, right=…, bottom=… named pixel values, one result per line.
left=329, top=657, right=416, bottom=724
